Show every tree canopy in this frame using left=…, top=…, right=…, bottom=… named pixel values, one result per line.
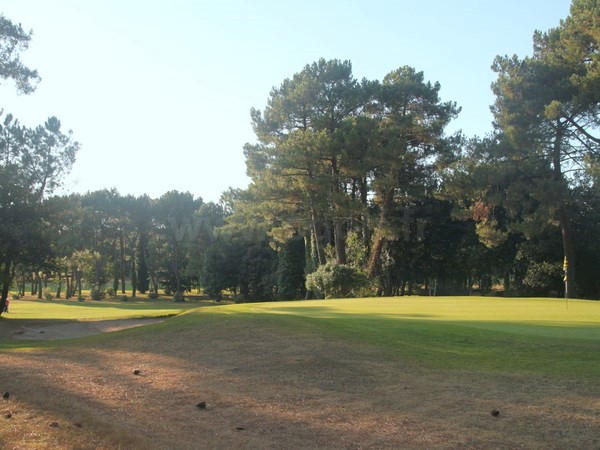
left=0, top=14, right=40, bottom=94
left=2, top=2, right=600, bottom=302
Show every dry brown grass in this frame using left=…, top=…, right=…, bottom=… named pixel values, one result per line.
left=1, top=316, right=599, bottom=449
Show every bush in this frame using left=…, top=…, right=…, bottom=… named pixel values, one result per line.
left=106, top=288, right=115, bottom=297
left=11, top=294, right=20, bottom=300
left=234, top=294, right=248, bottom=304
left=172, top=292, right=185, bottom=303
left=43, top=288, right=53, bottom=301
left=78, top=296, right=85, bottom=302
left=120, top=295, right=128, bottom=302
left=148, top=292, right=159, bottom=299
left=90, top=288, right=105, bottom=301
left=305, top=263, right=368, bottom=299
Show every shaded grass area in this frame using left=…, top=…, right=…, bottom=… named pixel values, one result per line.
left=2, top=296, right=599, bottom=379
left=1, top=296, right=600, bottom=449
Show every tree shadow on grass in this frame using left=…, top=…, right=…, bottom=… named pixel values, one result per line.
left=2, top=314, right=600, bottom=449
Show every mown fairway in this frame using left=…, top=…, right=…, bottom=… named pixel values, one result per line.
left=1, top=296, right=599, bottom=449
left=233, top=296, right=600, bottom=377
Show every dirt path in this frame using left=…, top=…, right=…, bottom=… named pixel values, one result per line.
left=1, top=318, right=165, bottom=340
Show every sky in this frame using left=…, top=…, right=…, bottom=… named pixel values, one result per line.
left=1, top=0, right=572, bottom=203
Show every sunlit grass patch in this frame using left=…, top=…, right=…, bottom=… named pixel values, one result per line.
left=189, top=296, right=600, bottom=378
left=4, top=298, right=198, bottom=321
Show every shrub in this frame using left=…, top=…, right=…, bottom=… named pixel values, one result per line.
left=148, top=292, right=159, bottom=299
left=305, top=263, right=368, bottom=299
left=106, top=288, right=115, bottom=297
left=43, top=288, right=53, bottom=301
left=173, top=292, right=185, bottom=303
left=78, top=296, right=85, bottom=302
left=11, top=294, right=20, bottom=300
left=234, top=294, right=247, bottom=304
left=120, top=295, right=128, bottom=302
left=90, top=288, right=105, bottom=301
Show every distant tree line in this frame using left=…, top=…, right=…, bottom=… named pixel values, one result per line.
left=1, top=1, right=599, bottom=308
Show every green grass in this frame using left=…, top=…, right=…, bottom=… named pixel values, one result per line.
left=4, top=298, right=198, bottom=320
left=191, top=296, right=600, bottom=379
left=3, top=296, right=600, bottom=379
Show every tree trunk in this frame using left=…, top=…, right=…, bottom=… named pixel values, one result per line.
left=0, top=262, right=12, bottom=316
left=131, top=256, right=137, bottom=298
left=137, top=234, right=149, bottom=294
left=334, top=219, right=347, bottom=264
left=71, top=267, right=78, bottom=298
left=120, top=232, right=126, bottom=294
left=173, top=247, right=181, bottom=294
left=76, top=270, right=82, bottom=298
left=112, top=271, right=119, bottom=296
left=310, top=204, right=327, bottom=265
left=37, top=273, right=43, bottom=299
left=65, top=271, right=72, bottom=299
left=19, top=271, right=25, bottom=297
left=150, top=275, right=158, bottom=295
left=55, top=272, right=62, bottom=298
left=367, top=187, right=395, bottom=278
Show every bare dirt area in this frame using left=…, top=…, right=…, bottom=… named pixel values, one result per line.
left=1, top=317, right=599, bottom=449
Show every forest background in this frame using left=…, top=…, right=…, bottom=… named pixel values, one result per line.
left=1, top=0, right=600, bottom=309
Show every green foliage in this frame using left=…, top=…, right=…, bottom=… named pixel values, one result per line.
left=148, top=292, right=159, bottom=299
left=72, top=249, right=109, bottom=292
left=120, top=295, right=128, bottom=302
left=43, top=287, right=53, bottom=301
left=3, top=5, right=599, bottom=306
left=156, top=190, right=203, bottom=295
left=488, top=1, right=600, bottom=297
left=199, top=236, right=236, bottom=301
left=200, top=224, right=277, bottom=302
left=0, top=14, right=40, bottom=93
left=89, top=287, right=105, bottom=301
left=345, top=231, right=368, bottom=270
left=522, top=261, right=562, bottom=292
left=305, top=262, right=368, bottom=299
left=172, top=292, right=185, bottom=303
left=277, top=235, right=306, bottom=300
left=159, top=275, right=193, bottom=298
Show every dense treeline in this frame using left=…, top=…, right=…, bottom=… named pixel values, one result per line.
left=1, top=1, right=600, bottom=308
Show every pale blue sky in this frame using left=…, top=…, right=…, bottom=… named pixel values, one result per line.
left=1, top=0, right=571, bottom=202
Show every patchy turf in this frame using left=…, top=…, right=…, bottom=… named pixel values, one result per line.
left=0, top=297, right=599, bottom=449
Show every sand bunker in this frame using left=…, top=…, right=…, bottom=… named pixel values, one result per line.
left=12, top=318, right=165, bottom=340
